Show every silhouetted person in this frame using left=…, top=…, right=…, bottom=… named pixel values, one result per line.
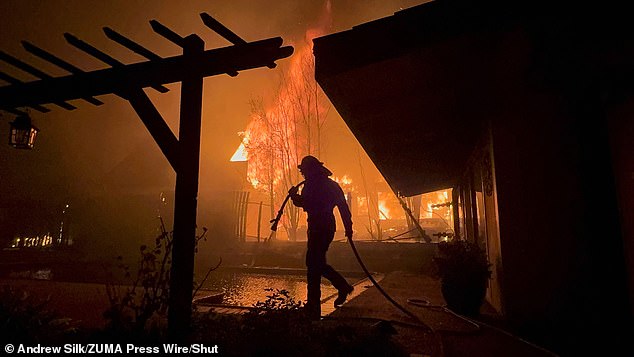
left=289, top=155, right=354, bottom=320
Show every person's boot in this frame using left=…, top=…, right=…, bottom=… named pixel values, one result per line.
left=334, top=284, right=354, bottom=307
left=305, top=301, right=321, bottom=320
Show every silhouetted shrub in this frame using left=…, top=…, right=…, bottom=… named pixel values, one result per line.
left=102, top=220, right=212, bottom=341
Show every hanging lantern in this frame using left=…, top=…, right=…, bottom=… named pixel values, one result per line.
left=9, top=115, right=39, bottom=149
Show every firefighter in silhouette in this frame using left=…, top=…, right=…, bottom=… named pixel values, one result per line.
left=289, top=155, right=354, bottom=319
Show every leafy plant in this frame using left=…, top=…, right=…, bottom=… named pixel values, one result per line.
left=244, top=288, right=307, bottom=334
left=250, top=288, right=303, bottom=313
left=434, top=239, right=491, bottom=282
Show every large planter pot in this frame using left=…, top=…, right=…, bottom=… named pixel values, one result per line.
left=441, top=276, right=488, bottom=317
left=435, top=239, right=492, bottom=316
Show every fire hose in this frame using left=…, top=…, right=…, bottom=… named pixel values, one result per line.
left=266, top=181, right=305, bottom=242
left=268, top=182, right=427, bottom=327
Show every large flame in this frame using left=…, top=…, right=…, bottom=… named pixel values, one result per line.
left=239, top=0, right=332, bottom=195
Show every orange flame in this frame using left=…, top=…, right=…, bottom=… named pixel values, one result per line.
left=334, top=175, right=353, bottom=186
left=378, top=199, right=391, bottom=220
left=239, top=0, right=332, bottom=195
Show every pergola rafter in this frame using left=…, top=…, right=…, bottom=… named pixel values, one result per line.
left=0, top=37, right=291, bottom=111
left=0, top=13, right=293, bottom=339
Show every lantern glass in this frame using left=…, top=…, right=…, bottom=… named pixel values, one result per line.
left=9, top=115, right=39, bottom=149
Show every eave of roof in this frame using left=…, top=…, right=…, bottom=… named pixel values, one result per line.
left=313, top=1, right=508, bottom=196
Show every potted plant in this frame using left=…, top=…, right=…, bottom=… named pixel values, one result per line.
left=433, top=239, right=492, bottom=317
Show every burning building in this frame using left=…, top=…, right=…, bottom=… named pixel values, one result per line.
left=229, top=1, right=451, bottom=243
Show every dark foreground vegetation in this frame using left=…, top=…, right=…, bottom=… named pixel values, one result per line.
left=0, top=285, right=406, bottom=357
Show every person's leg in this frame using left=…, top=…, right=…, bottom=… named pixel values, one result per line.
left=317, top=231, right=353, bottom=306
left=305, top=231, right=328, bottom=319
left=322, top=265, right=352, bottom=292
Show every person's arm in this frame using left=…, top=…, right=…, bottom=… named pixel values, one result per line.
left=289, top=184, right=303, bottom=207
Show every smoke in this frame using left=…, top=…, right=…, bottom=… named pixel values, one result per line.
left=0, top=0, right=428, bottom=256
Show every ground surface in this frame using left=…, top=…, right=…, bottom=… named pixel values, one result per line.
left=0, top=270, right=559, bottom=357
left=328, top=271, right=558, bottom=357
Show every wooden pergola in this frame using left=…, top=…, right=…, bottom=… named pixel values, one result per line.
left=0, top=13, right=293, bottom=338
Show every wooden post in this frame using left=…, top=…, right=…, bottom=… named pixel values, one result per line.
left=257, top=201, right=263, bottom=242
left=168, top=34, right=204, bottom=340
left=242, top=191, right=249, bottom=241
left=269, top=181, right=276, bottom=241
left=469, top=174, right=480, bottom=245
left=452, top=187, right=461, bottom=240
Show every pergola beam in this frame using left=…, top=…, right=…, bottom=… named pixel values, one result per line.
left=0, top=37, right=292, bottom=109
left=63, top=33, right=170, bottom=94
left=125, top=90, right=180, bottom=170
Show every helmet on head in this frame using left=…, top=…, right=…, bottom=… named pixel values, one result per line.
left=298, top=155, right=332, bottom=177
